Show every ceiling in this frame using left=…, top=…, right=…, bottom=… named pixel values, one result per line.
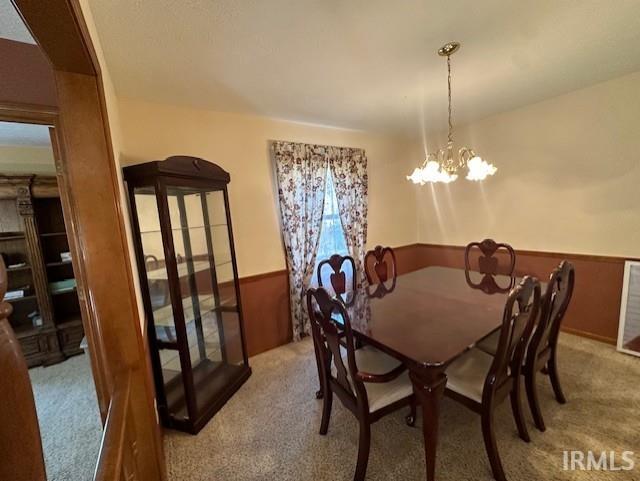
left=0, top=122, right=51, bottom=147
left=0, top=0, right=34, bottom=44
left=66, top=1, right=640, bottom=134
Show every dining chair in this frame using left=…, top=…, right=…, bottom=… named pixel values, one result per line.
left=476, top=261, right=575, bottom=432
left=465, top=239, right=516, bottom=276
left=524, top=260, right=575, bottom=431
left=307, top=287, right=415, bottom=481
left=364, top=246, right=397, bottom=296
left=444, top=276, right=541, bottom=481
left=313, top=254, right=357, bottom=400
left=317, top=254, right=356, bottom=298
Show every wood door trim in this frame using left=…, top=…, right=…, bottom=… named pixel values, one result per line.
left=0, top=101, right=57, bottom=124
left=9, top=0, right=166, bottom=479
left=12, top=0, right=95, bottom=76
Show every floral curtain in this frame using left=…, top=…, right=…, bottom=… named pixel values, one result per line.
left=273, top=141, right=368, bottom=340
left=329, top=147, right=368, bottom=288
left=273, top=141, right=327, bottom=340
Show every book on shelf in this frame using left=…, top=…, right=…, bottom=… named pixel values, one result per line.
left=5, top=290, right=25, bottom=300
left=49, top=278, right=77, bottom=294
left=5, top=284, right=32, bottom=299
left=8, top=262, right=27, bottom=269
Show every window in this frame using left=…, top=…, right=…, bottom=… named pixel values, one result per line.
left=313, top=170, right=349, bottom=288
left=316, top=169, right=348, bottom=260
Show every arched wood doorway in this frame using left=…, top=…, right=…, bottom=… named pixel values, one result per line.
left=2, top=1, right=165, bottom=479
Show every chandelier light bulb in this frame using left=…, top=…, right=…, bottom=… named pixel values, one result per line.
left=465, top=156, right=497, bottom=181
left=407, top=167, right=426, bottom=184
left=422, top=160, right=443, bottom=183
left=442, top=172, right=458, bottom=183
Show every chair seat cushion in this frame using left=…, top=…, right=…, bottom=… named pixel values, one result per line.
left=337, top=345, right=413, bottom=413
left=445, top=347, right=495, bottom=403
left=476, top=330, right=500, bottom=356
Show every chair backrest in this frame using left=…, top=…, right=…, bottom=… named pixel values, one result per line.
left=484, top=276, right=541, bottom=399
left=465, top=239, right=516, bottom=276
left=306, top=287, right=365, bottom=401
left=317, top=254, right=356, bottom=297
left=0, top=258, right=47, bottom=481
left=465, top=271, right=515, bottom=295
left=364, top=245, right=397, bottom=286
left=528, top=261, right=575, bottom=363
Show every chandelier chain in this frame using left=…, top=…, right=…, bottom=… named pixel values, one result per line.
left=447, top=54, right=453, bottom=145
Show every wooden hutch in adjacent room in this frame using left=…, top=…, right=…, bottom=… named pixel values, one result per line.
left=0, top=175, right=83, bottom=367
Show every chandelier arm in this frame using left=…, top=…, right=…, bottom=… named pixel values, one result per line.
left=458, top=147, right=475, bottom=165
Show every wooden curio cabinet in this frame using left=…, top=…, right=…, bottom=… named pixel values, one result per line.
left=124, top=156, right=251, bottom=434
left=0, top=175, right=84, bottom=367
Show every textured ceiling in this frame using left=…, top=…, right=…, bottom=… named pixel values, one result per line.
left=0, top=122, right=51, bottom=147
left=89, top=0, right=640, bottom=135
left=0, top=0, right=34, bottom=44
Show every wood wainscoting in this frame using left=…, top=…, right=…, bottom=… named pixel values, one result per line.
left=239, top=270, right=291, bottom=356
left=240, top=242, right=628, bottom=356
left=239, top=244, right=426, bottom=356
left=414, top=243, right=627, bottom=344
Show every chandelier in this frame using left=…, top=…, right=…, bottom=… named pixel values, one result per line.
left=408, top=42, right=497, bottom=184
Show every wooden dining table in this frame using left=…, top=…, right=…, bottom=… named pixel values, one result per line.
left=339, top=266, right=531, bottom=481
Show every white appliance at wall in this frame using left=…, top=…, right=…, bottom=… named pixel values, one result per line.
left=617, top=260, right=640, bottom=357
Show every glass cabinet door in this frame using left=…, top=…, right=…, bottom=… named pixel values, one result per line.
left=132, top=187, right=186, bottom=414
left=165, top=185, right=246, bottom=416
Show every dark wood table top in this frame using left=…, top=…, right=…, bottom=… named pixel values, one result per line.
left=342, top=266, right=534, bottom=369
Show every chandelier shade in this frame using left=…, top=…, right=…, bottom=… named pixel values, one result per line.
left=408, top=42, right=497, bottom=184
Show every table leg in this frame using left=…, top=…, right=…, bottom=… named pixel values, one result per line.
left=410, top=368, right=447, bottom=481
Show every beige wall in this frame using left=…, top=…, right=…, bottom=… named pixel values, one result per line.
left=415, top=71, right=640, bottom=258
left=117, top=99, right=418, bottom=277
left=0, top=145, right=54, bottom=174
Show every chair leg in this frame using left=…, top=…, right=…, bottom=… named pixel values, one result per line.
left=510, top=376, right=531, bottom=442
left=547, top=352, right=567, bottom=404
left=319, top=388, right=333, bottom=435
left=405, top=397, right=417, bottom=427
left=354, top=418, right=371, bottom=481
left=525, top=368, right=546, bottom=432
left=312, top=337, right=324, bottom=399
left=481, top=408, right=507, bottom=481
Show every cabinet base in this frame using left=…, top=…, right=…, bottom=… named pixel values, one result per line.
left=163, top=363, right=252, bottom=434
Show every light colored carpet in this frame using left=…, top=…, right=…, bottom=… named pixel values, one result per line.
left=165, top=333, right=640, bottom=480
left=29, top=353, right=103, bottom=481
